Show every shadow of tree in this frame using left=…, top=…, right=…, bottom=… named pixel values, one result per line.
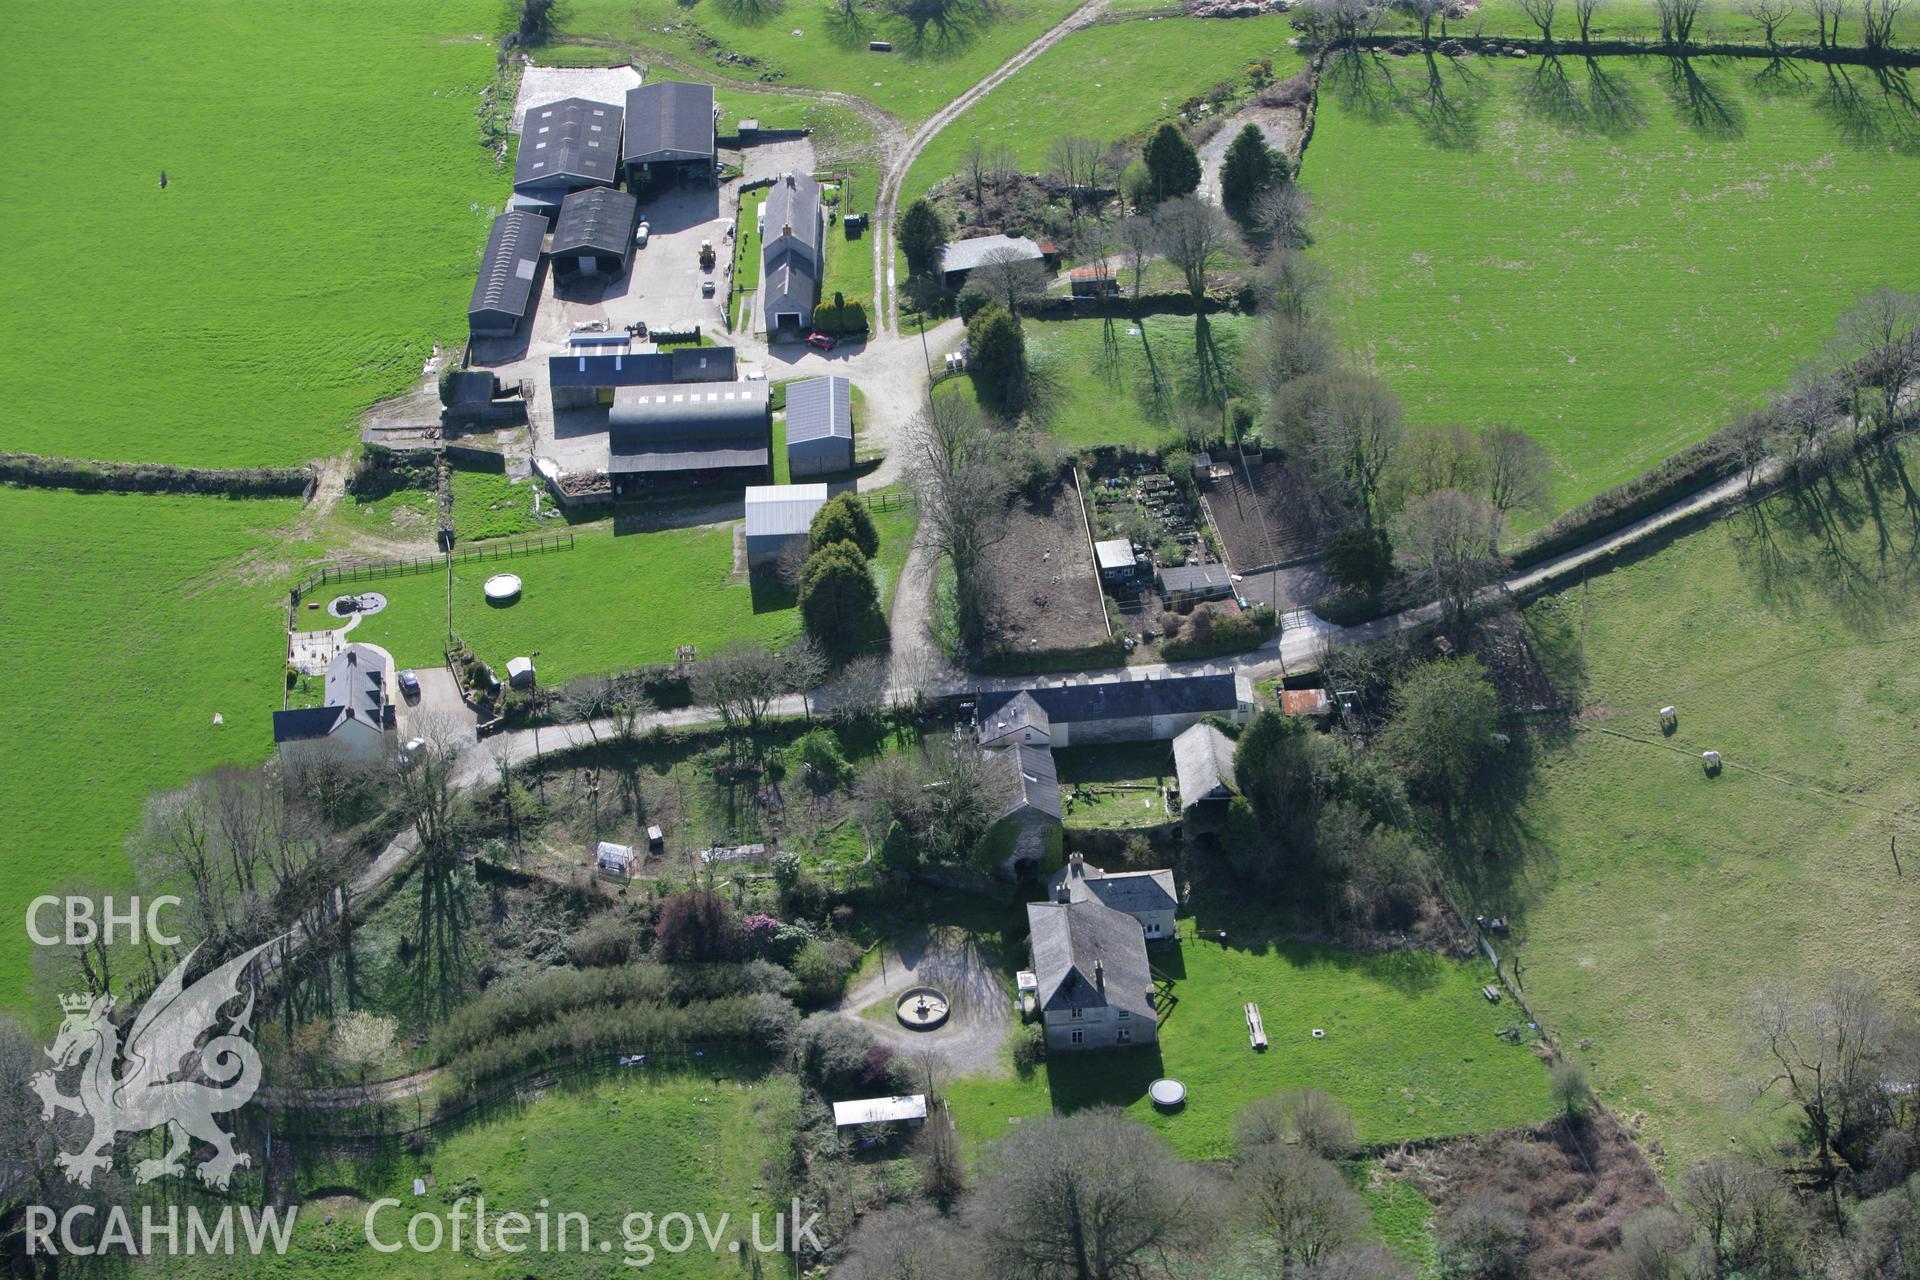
left=1519, top=53, right=1586, bottom=131
left=1584, top=55, right=1646, bottom=134
left=712, top=0, right=787, bottom=26
left=1813, top=62, right=1920, bottom=153
left=824, top=3, right=872, bottom=49
left=1663, top=54, right=1744, bottom=137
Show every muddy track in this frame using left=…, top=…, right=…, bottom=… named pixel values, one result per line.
left=871, top=0, right=1112, bottom=332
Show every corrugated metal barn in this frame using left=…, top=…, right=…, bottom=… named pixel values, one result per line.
left=743, top=483, right=829, bottom=566
left=623, top=80, right=716, bottom=187
left=468, top=211, right=547, bottom=339
left=551, top=186, right=638, bottom=285
left=514, top=96, right=623, bottom=215
left=608, top=380, right=771, bottom=490
left=784, top=376, right=853, bottom=476
left=548, top=343, right=738, bottom=410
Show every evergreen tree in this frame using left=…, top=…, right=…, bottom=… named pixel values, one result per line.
left=1220, top=123, right=1288, bottom=225
left=897, top=198, right=948, bottom=278
left=966, top=302, right=1028, bottom=407
left=809, top=492, right=880, bottom=558
left=1142, top=123, right=1201, bottom=203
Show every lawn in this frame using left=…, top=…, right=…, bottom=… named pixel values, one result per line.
left=900, top=15, right=1304, bottom=205
left=550, top=0, right=1085, bottom=125
left=945, top=911, right=1551, bottom=1161
left=0, top=0, right=506, bottom=467
left=1503, top=443, right=1920, bottom=1170
left=1055, top=742, right=1174, bottom=829
left=451, top=469, right=542, bottom=542
left=938, top=313, right=1256, bottom=453
left=155, top=1065, right=800, bottom=1278
left=0, top=489, right=301, bottom=1013
left=344, top=492, right=916, bottom=679
left=1301, top=51, right=1920, bottom=517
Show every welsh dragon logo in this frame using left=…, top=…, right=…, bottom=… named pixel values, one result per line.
left=30, top=940, right=277, bottom=1189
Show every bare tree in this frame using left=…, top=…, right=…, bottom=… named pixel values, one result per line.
left=782, top=634, right=830, bottom=718
left=1574, top=0, right=1606, bottom=39
left=904, top=396, right=1013, bottom=644
left=1437, top=1194, right=1529, bottom=1280
left=1254, top=183, right=1316, bottom=251
left=971, top=245, right=1050, bottom=315
left=1255, top=248, right=1328, bottom=320
left=820, top=652, right=892, bottom=722
left=1749, top=972, right=1895, bottom=1187
left=689, top=642, right=790, bottom=749
left=967, top=1108, right=1222, bottom=1280
left=1736, top=0, right=1797, bottom=43
left=1238, top=1145, right=1365, bottom=1270
left=1810, top=0, right=1846, bottom=43
left=1281, top=369, right=1406, bottom=523
left=1680, top=1155, right=1805, bottom=1276
left=1307, top=1244, right=1419, bottom=1280
left=1396, top=423, right=1486, bottom=506
left=1115, top=214, right=1158, bottom=300
left=1296, top=0, right=1386, bottom=42
left=963, top=136, right=989, bottom=210
left=1613, top=1206, right=1696, bottom=1280
left=1519, top=0, right=1561, bottom=41
left=1250, top=314, right=1338, bottom=400
left=391, top=714, right=471, bottom=871
left=1154, top=196, right=1239, bottom=305
left=1657, top=0, right=1704, bottom=45
left=1770, top=366, right=1841, bottom=472
left=1860, top=0, right=1906, bottom=49
left=839, top=1203, right=975, bottom=1280
left=1234, top=1089, right=1358, bottom=1158
left=1831, top=286, right=1920, bottom=427
left=1397, top=0, right=1448, bottom=40
left=1394, top=489, right=1506, bottom=624
left=1481, top=425, right=1553, bottom=517
left=1048, top=133, right=1103, bottom=201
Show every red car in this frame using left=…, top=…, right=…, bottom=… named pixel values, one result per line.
left=805, top=331, right=837, bottom=351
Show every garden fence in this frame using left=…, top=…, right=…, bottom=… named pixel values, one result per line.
left=290, top=532, right=575, bottom=603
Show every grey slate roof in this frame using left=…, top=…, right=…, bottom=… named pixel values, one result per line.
left=1048, top=859, right=1179, bottom=916
left=1172, top=722, right=1238, bottom=809
left=469, top=211, right=546, bottom=323
left=623, top=81, right=715, bottom=164
left=551, top=186, right=638, bottom=257
left=978, top=691, right=1050, bottom=746
left=976, top=674, right=1244, bottom=731
left=274, top=644, right=396, bottom=743
left=785, top=376, right=852, bottom=445
left=762, top=173, right=822, bottom=323
left=939, top=233, right=1044, bottom=276
left=514, top=97, right=622, bottom=190
left=1158, top=563, right=1233, bottom=597
left=1026, top=899, right=1155, bottom=1019
left=548, top=344, right=737, bottom=389
left=995, top=742, right=1062, bottom=822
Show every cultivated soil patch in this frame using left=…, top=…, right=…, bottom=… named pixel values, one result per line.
left=1472, top=608, right=1567, bottom=715
left=978, top=481, right=1111, bottom=658
left=1387, top=1110, right=1668, bottom=1279
left=1200, top=457, right=1346, bottom=573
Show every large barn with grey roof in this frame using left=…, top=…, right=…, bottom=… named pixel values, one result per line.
left=549, top=342, right=737, bottom=409
left=550, top=186, right=637, bottom=286
left=513, top=96, right=623, bottom=219
left=608, top=380, right=771, bottom=490
left=623, top=80, right=717, bottom=188
left=468, top=210, right=546, bottom=339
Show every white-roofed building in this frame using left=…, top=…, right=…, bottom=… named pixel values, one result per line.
left=743, top=483, right=830, bottom=567
left=831, top=1094, right=928, bottom=1129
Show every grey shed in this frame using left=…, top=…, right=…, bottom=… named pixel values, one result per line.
left=551, top=187, right=638, bottom=284
left=784, top=376, right=853, bottom=477
left=468, top=211, right=546, bottom=338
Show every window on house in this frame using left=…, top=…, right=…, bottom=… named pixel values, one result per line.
left=1070, top=1007, right=1083, bottom=1019
left=1070, top=1030, right=1084, bottom=1046
left=1117, top=1027, right=1131, bottom=1044
left=1117, top=1009, right=1130, bottom=1019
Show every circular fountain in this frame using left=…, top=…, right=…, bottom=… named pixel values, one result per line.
left=894, top=986, right=951, bottom=1031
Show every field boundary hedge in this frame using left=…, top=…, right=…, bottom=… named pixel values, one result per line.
left=0, top=452, right=314, bottom=499
left=1339, top=33, right=1920, bottom=69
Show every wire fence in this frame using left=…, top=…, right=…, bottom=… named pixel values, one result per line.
left=290, top=533, right=576, bottom=603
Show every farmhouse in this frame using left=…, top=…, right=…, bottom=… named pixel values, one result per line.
left=623, top=80, right=716, bottom=188
left=550, top=186, right=638, bottom=286
left=938, top=234, right=1046, bottom=290
left=271, top=644, right=398, bottom=766
left=549, top=342, right=737, bottom=410
left=784, top=376, right=854, bottom=476
left=468, top=210, right=546, bottom=339
left=1172, top=722, right=1238, bottom=813
left=513, top=97, right=623, bottom=217
left=1094, top=537, right=1138, bottom=585
left=1158, top=563, right=1233, bottom=608
left=608, top=380, right=771, bottom=490
left=1047, top=852, right=1178, bottom=939
left=743, top=482, right=829, bottom=567
left=1026, top=896, right=1157, bottom=1052
left=761, top=173, right=824, bottom=333
left=975, top=673, right=1253, bottom=747
left=977, top=691, right=1051, bottom=748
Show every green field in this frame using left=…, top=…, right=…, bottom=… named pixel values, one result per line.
left=0, top=489, right=300, bottom=1012
left=946, top=913, right=1551, bottom=1161
left=1302, top=52, right=1920, bottom=515
left=1368, top=0, right=1920, bottom=47
left=938, top=313, right=1254, bottom=452
left=553, top=0, right=1084, bottom=124
left=341, top=495, right=916, bottom=679
left=0, top=0, right=504, bottom=466
left=899, top=15, right=1305, bottom=204
left=158, top=1067, right=800, bottom=1279
left=450, top=470, right=542, bottom=542
left=1505, top=444, right=1920, bottom=1169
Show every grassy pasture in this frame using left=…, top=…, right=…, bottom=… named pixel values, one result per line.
left=1503, top=442, right=1920, bottom=1169
left=1369, top=0, right=1920, bottom=47
left=899, top=16, right=1306, bottom=205
left=945, top=907, right=1550, bottom=1161
left=1302, top=51, right=1920, bottom=516
left=0, top=0, right=505, bottom=467
left=157, top=1067, right=800, bottom=1279
left=551, top=0, right=1085, bottom=124
left=0, top=489, right=300, bottom=1013
left=342, top=494, right=916, bottom=679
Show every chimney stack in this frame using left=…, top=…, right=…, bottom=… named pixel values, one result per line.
left=1093, top=960, right=1104, bottom=992
left=1068, top=852, right=1084, bottom=878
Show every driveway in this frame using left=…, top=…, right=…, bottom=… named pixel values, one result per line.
left=399, top=666, right=478, bottom=741
left=835, top=926, right=1016, bottom=1077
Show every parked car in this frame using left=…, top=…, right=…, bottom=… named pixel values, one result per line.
left=635, top=221, right=650, bottom=247
left=806, top=332, right=837, bottom=351
left=701, top=280, right=715, bottom=297
left=398, top=669, right=421, bottom=698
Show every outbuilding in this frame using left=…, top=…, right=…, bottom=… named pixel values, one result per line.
left=596, top=841, right=637, bottom=879
left=550, top=186, right=638, bottom=285
left=506, top=656, right=537, bottom=689
left=608, top=380, right=772, bottom=489
left=743, top=482, right=829, bottom=567
left=1158, top=563, right=1233, bottom=608
left=1094, top=538, right=1137, bottom=584
left=831, top=1095, right=927, bottom=1130
left=784, top=376, right=854, bottom=476
left=549, top=343, right=737, bottom=410
left=761, top=172, right=823, bottom=334
left=938, top=234, right=1046, bottom=290
left=468, top=211, right=547, bottom=339
left=513, top=97, right=623, bottom=216
left=623, top=80, right=717, bottom=188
